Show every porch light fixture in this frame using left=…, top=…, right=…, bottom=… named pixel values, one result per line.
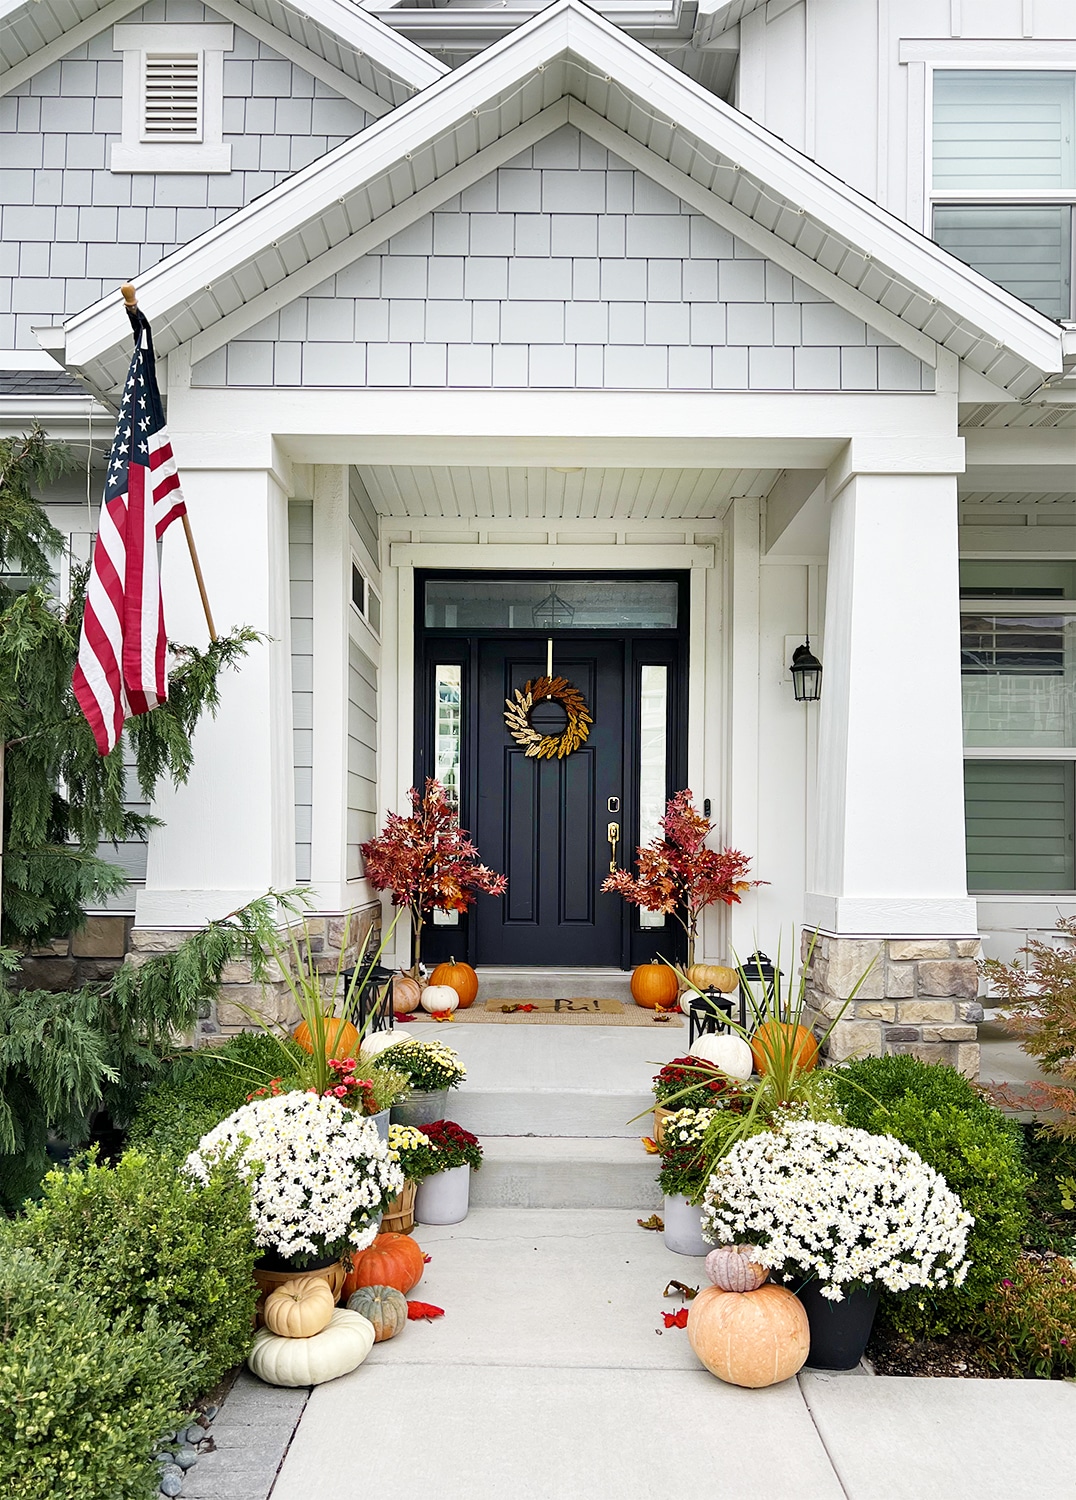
left=790, top=639, right=823, bottom=702
left=532, top=585, right=575, bottom=631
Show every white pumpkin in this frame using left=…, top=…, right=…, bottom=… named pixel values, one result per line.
left=688, top=1031, right=754, bottom=1081
left=359, top=1029, right=404, bottom=1060
left=420, top=984, right=459, bottom=1015
left=247, top=1309, right=375, bottom=1387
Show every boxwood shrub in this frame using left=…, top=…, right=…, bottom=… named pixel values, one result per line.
left=129, top=1031, right=305, bottom=1159
left=9, top=1148, right=258, bottom=1398
left=0, top=1244, right=193, bottom=1500
left=832, top=1055, right=1031, bottom=1337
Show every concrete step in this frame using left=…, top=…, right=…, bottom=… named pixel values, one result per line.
left=452, top=1087, right=652, bottom=1137
left=475, top=967, right=635, bottom=1003
left=468, top=1137, right=661, bottom=1211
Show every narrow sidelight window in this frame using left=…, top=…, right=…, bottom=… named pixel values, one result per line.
left=638, top=664, right=668, bottom=928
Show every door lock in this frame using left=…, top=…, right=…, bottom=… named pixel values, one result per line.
left=607, top=796, right=620, bottom=814
left=607, top=821, right=621, bottom=873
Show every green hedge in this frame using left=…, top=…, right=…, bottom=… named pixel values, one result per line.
left=832, top=1055, right=1030, bottom=1337
left=10, top=1148, right=258, bottom=1398
left=129, top=1031, right=305, bottom=1159
left=0, top=1245, right=193, bottom=1500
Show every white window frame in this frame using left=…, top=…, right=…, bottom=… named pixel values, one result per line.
left=110, top=23, right=232, bottom=174
left=961, top=593, right=1076, bottom=895
left=901, top=44, right=1076, bottom=316
left=350, top=553, right=381, bottom=639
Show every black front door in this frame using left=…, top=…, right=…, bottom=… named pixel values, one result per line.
left=472, top=639, right=624, bottom=966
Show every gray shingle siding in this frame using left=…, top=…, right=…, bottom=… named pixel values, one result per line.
left=0, top=0, right=368, bottom=348
left=289, top=500, right=313, bottom=884
left=193, top=124, right=930, bottom=393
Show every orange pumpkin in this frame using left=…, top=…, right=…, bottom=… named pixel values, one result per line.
left=630, top=963, right=680, bottom=1010
left=750, top=1021, right=819, bottom=1076
left=687, top=1284, right=809, bottom=1388
left=429, top=957, right=479, bottom=1008
left=342, top=1232, right=425, bottom=1300
left=292, top=1017, right=360, bottom=1060
left=392, top=974, right=422, bottom=1015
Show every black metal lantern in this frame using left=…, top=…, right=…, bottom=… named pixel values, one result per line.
left=687, top=985, right=733, bottom=1049
left=738, top=951, right=781, bottom=1031
left=790, top=639, right=823, bottom=702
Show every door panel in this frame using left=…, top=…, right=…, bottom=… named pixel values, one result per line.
left=474, top=639, right=624, bottom=966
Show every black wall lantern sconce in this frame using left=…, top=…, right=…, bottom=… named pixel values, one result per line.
left=790, top=639, right=823, bottom=702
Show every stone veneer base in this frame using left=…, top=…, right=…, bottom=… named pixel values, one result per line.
left=802, top=930, right=983, bottom=1078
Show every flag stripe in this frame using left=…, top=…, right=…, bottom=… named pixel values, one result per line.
left=73, top=312, right=188, bottom=755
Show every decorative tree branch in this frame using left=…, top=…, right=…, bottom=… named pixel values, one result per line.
left=360, top=778, right=507, bottom=978
left=601, top=790, right=759, bottom=966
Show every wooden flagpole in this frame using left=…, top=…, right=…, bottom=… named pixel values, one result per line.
left=120, top=284, right=217, bottom=642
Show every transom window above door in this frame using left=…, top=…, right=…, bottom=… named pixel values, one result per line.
left=931, top=69, right=1076, bottom=320
left=423, top=578, right=679, bottom=631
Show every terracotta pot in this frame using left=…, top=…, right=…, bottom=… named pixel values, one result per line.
left=653, top=1105, right=674, bottom=1146
left=380, top=1180, right=418, bottom=1235
left=252, top=1259, right=346, bottom=1324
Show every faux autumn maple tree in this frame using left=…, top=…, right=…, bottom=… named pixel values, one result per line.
left=602, top=790, right=757, bottom=966
left=360, top=778, right=507, bottom=979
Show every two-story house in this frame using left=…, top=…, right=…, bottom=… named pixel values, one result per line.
left=3, top=0, right=1075, bottom=1065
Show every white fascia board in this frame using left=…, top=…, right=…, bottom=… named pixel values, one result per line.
left=59, top=0, right=1064, bottom=390
left=288, top=0, right=447, bottom=91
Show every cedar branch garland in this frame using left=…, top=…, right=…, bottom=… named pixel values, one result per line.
left=504, top=676, right=593, bottom=760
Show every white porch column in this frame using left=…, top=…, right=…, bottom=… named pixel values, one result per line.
left=308, top=465, right=350, bottom=910
left=134, top=463, right=295, bottom=928
left=804, top=463, right=982, bottom=1074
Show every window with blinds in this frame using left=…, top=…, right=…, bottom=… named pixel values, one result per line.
left=141, top=52, right=202, bottom=142
left=932, top=70, right=1076, bottom=319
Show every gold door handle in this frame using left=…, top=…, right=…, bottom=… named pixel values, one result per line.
left=607, top=821, right=620, bottom=872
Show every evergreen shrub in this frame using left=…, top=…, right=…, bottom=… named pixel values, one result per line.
left=0, top=1244, right=192, bottom=1500
left=128, top=1031, right=305, bottom=1159
left=9, top=1148, right=258, bottom=1397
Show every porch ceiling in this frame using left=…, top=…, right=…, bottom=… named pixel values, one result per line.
left=357, top=462, right=779, bottom=520
left=960, top=402, right=1076, bottom=430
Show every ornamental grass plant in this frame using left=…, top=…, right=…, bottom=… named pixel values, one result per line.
left=702, top=1119, right=972, bottom=1303
left=185, top=1091, right=403, bottom=1268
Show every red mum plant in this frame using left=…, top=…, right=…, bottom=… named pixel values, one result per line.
left=360, top=778, right=507, bottom=979
left=601, top=790, right=759, bottom=966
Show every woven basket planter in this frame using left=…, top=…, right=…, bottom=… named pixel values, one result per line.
left=380, top=1180, right=417, bottom=1235
left=654, top=1106, right=674, bottom=1146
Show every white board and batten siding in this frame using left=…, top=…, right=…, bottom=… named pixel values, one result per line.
left=191, top=125, right=931, bottom=394
left=289, top=499, right=314, bottom=883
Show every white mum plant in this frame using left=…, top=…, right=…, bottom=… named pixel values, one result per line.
left=185, top=1091, right=404, bottom=1265
left=701, top=1119, right=972, bottom=1302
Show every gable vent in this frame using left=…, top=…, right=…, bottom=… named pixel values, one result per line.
left=142, top=53, right=202, bottom=140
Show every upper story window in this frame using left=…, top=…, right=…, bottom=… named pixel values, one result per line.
left=110, top=24, right=232, bottom=174
left=931, top=70, right=1075, bottom=320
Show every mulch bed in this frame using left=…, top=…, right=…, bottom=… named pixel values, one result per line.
left=866, top=1323, right=998, bottom=1379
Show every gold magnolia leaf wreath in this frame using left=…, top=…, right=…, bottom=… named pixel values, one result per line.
left=503, top=675, right=593, bottom=760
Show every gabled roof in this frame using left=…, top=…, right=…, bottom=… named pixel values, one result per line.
left=0, top=0, right=446, bottom=111
left=52, top=0, right=1067, bottom=399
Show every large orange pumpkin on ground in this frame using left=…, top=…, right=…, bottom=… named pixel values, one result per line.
left=292, top=1017, right=360, bottom=1060
left=342, top=1232, right=425, bottom=1300
left=687, top=1284, right=809, bottom=1388
left=750, top=1021, right=819, bottom=1076
left=429, top=957, right=479, bottom=1008
left=630, top=963, right=680, bottom=1010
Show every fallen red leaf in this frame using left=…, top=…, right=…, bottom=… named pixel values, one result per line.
left=407, top=1301, right=445, bottom=1321
left=423, top=1254, right=432, bottom=1264
left=661, top=1309, right=689, bottom=1329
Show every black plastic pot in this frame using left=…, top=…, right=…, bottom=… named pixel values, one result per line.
left=797, top=1279, right=880, bottom=1369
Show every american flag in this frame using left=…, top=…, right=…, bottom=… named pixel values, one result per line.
left=73, top=309, right=187, bottom=755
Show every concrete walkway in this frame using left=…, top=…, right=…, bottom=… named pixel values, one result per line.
left=260, top=1209, right=1076, bottom=1500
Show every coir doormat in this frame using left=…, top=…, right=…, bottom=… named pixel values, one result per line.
left=406, top=998, right=683, bottom=1027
